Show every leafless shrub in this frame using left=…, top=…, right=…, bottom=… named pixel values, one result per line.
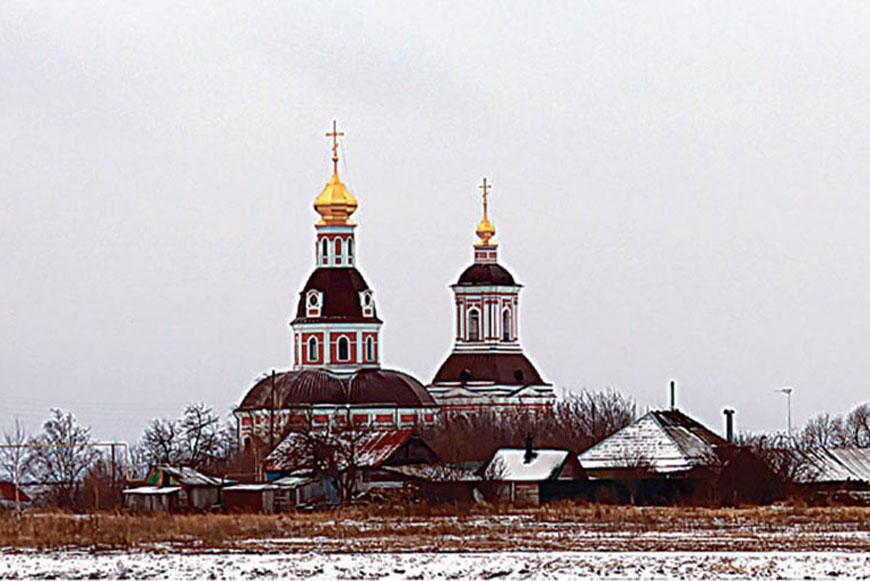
left=420, top=389, right=636, bottom=463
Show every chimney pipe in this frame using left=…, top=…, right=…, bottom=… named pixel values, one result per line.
left=524, top=434, right=535, bottom=464
left=669, top=380, right=676, bottom=411
left=723, top=409, right=735, bottom=443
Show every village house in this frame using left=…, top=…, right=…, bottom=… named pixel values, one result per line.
left=124, top=466, right=229, bottom=512
left=483, top=439, right=586, bottom=505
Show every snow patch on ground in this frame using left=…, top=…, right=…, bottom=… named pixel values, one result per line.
left=2, top=550, right=870, bottom=579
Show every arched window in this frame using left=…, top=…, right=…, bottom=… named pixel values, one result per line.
left=348, top=238, right=354, bottom=258
left=468, top=310, right=480, bottom=342
left=502, top=309, right=511, bottom=341
left=321, top=238, right=329, bottom=262
left=365, top=336, right=374, bottom=361
left=307, top=337, right=319, bottom=362
left=338, top=336, right=350, bottom=361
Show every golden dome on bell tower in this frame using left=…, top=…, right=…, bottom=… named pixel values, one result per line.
left=475, top=177, right=497, bottom=246
left=314, top=121, right=358, bottom=226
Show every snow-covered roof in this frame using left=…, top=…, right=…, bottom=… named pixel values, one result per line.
left=485, top=449, right=571, bottom=481
left=271, top=474, right=316, bottom=488
left=123, top=486, right=182, bottom=495
left=792, top=448, right=870, bottom=484
left=223, top=484, right=279, bottom=492
left=579, top=410, right=725, bottom=474
left=155, top=465, right=224, bottom=487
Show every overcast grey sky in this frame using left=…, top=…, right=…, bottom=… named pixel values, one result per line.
left=2, top=1, right=868, bottom=444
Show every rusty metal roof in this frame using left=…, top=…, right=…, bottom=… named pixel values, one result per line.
left=579, top=410, right=726, bottom=475
left=265, top=428, right=419, bottom=472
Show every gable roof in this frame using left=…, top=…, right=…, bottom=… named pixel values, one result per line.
left=485, top=448, right=574, bottom=481
left=145, top=465, right=224, bottom=487
left=0, top=481, right=30, bottom=502
left=265, top=428, right=423, bottom=472
left=579, top=410, right=726, bottom=474
left=791, top=448, right=870, bottom=484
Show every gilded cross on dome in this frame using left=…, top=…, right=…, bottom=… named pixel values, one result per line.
left=314, top=120, right=357, bottom=225
left=475, top=177, right=496, bottom=246
left=325, top=120, right=345, bottom=173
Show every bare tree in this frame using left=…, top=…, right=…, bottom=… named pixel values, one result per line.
left=844, top=403, right=870, bottom=448
left=180, top=402, right=223, bottom=468
left=420, top=389, right=637, bottom=463
left=737, top=432, right=817, bottom=490
left=29, top=409, right=99, bottom=508
left=268, top=412, right=373, bottom=505
left=134, top=403, right=237, bottom=474
left=554, top=389, right=637, bottom=451
left=800, top=412, right=846, bottom=448
left=1, top=417, right=31, bottom=511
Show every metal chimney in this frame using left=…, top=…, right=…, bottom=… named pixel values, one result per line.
left=524, top=435, right=535, bottom=464
left=669, top=380, right=676, bottom=411
left=723, top=408, right=735, bottom=443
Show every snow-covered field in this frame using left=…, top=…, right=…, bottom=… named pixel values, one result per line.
left=2, top=549, right=870, bottom=579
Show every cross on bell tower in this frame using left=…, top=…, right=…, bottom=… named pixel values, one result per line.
left=325, top=120, right=345, bottom=173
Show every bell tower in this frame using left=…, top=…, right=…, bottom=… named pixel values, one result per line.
left=290, top=121, right=382, bottom=373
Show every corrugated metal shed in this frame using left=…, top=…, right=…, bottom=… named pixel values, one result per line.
left=792, top=448, right=870, bottom=484
left=579, top=410, right=726, bottom=475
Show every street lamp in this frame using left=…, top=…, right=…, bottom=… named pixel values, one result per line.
left=778, top=386, right=793, bottom=436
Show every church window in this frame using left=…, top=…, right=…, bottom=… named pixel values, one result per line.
left=338, top=336, right=350, bottom=361
left=468, top=309, right=480, bottom=341
left=321, top=238, right=329, bottom=261
left=366, top=336, right=374, bottom=361
left=307, top=337, right=319, bottom=362
left=309, top=294, right=319, bottom=307
left=335, top=238, right=342, bottom=264
left=348, top=238, right=354, bottom=258
left=502, top=309, right=512, bottom=341
left=460, top=368, right=471, bottom=383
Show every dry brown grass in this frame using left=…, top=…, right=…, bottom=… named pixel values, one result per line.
left=2, top=504, right=868, bottom=553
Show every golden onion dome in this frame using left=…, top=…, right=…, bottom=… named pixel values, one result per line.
left=314, top=169, right=358, bottom=225
left=475, top=216, right=496, bottom=245
left=474, top=177, right=497, bottom=246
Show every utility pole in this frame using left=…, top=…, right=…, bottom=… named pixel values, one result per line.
left=778, top=387, right=793, bottom=437
left=111, top=444, right=116, bottom=510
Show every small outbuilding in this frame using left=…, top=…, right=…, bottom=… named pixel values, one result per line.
left=223, top=483, right=279, bottom=513
left=483, top=440, right=586, bottom=505
left=125, top=466, right=229, bottom=511
left=0, top=481, right=32, bottom=509
left=790, top=447, right=870, bottom=504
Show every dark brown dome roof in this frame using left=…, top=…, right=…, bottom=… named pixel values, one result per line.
left=431, top=352, right=546, bottom=386
left=237, top=368, right=436, bottom=411
left=294, top=267, right=380, bottom=323
left=456, top=263, right=516, bottom=286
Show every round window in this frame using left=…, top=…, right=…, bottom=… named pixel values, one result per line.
left=364, top=294, right=372, bottom=306
left=309, top=294, right=319, bottom=307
